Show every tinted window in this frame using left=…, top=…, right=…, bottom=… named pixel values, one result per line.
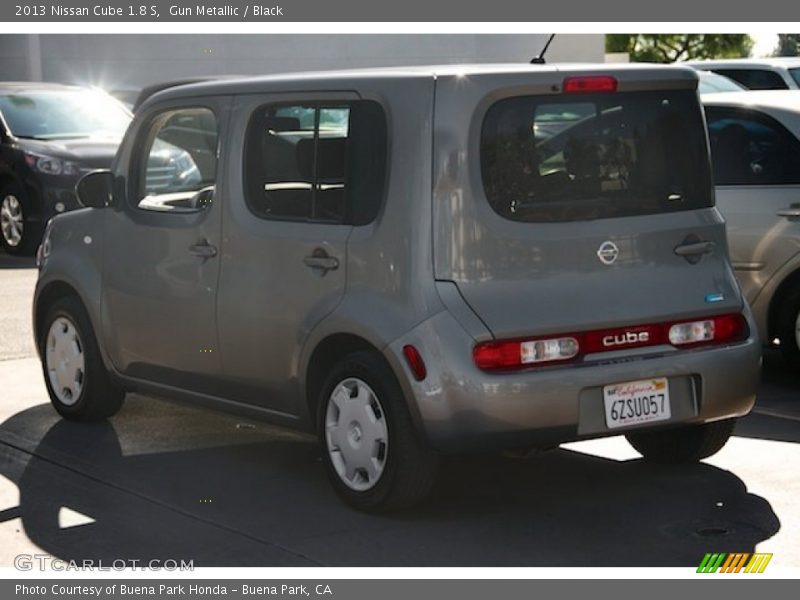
left=480, top=90, right=713, bottom=222
left=705, top=107, right=800, bottom=186
left=244, top=100, right=387, bottom=225
left=137, top=107, right=218, bottom=212
left=791, top=68, right=800, bottom=87
left=713, top=69, right=789, bottom=90
left=697, top=71, right=746, bottom=94
left=0, top=90, right=130, bottom=139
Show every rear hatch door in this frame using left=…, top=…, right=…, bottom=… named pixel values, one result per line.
left=433, top=66, right=743, bottom=341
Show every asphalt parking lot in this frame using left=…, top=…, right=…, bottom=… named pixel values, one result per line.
left=1, top=252, right=798, bottom=567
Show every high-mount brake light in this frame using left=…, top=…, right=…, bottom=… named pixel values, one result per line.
left=473, top=314, right=748, bottom=372
left=563, top=75, right=618, bottom=94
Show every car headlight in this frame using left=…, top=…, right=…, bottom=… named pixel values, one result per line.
left=24, top=152, right=81, bottom=176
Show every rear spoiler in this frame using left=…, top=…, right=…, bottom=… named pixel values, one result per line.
left=132, top=76, right=240, bottom=112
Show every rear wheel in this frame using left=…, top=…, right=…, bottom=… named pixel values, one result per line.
left=625, top=418, right=736, bottom=463
left=318, top=350, right=439, bottom=511
left=775, top=285, right=800, bottom=370
left=40, top=296, right=125, bottom=421
left=0, top=184, right=39, bottom=255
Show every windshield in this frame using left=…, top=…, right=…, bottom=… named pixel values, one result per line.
left=0, top=89, right=131, bottom=140
left=791, top=68, right=800, bottom=87
left=698, top=71, right=746, bottom=94
left=480, top=89, right=713, bottom=222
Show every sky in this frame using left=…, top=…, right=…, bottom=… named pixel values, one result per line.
left=752, top=33, right=779, bottom=57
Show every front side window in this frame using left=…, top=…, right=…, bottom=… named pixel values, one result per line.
left=137, top=107, right=218, bottom=212
left=705, top=107, right=800, bottom=186
left=480, top=90, right=712, bottom=222
left=713, top=69, right=789, bottom=90
left=244, top=100, right=387, bottom=225
left=790, top=68, right=800, bottom=88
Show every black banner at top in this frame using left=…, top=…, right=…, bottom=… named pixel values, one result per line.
left=2, top=0, right=799, bottom=22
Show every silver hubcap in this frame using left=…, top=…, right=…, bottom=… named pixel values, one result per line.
left=45, top=317, right=86, bottom=406
left=0, top=194, right=24, bottom=247
left=325, top=378, right=388, bottom=492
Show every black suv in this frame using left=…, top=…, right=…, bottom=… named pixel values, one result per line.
left=0, top=83, right=131, bottom=254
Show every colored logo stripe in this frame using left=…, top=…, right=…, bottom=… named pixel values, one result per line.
left=697, top=553, right=773, bottom=573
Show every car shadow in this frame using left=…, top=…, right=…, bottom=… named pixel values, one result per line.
left=0, top=395, right=781, bottom=567
left=735, top=349, right=800, bottom=444
left=0, top=254, right=36, bottom=269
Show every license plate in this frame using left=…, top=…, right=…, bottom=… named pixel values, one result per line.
left=603, top=378, right=671, bottom=429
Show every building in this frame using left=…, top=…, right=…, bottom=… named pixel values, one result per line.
left=0, top=34, right=604, bottom=94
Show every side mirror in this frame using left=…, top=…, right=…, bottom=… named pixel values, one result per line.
left=76, top=170, right=113, bottom=209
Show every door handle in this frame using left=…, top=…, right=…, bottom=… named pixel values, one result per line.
left=189, top=241, right=218, bottom=258
left=303, top=249, right=339, bottom=272
left=674, top=239, right=715, bottom=265
left=674, top=241, right=715, bottom=257
left=777, top=207, right=800, bottom=218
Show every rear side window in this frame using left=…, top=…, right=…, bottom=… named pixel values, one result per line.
left=244, top=100, right=387, bottom=225
left=705, top=107, right=800, bottom=186
left=791, top=68, right=800, bottom=87
left=712, top=69, right=789, bottom=90
left=480, top=90, right=713, bottom=222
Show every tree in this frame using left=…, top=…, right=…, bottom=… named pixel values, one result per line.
left=605, top=34, right=753, bottom=63
left=775, top=34, right=800, bottom=56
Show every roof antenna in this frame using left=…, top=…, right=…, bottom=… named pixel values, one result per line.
left=531, top=34, right=556, bottom=64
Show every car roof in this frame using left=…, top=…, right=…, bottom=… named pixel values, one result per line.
left=141, top=62, right=699, bottom=107
left=686, top=57, right=800, bottom=69
left=701, top=89, right=800, bottom=110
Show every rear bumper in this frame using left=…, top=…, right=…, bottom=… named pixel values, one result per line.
left=386, top=310, right=761, bottom=453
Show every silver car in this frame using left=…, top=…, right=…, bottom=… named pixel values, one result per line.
left=34, top=64, right=760, bottom=511
left=703, top=90, right=800, bottom=367
left=686, top=58, right=800, bottom=91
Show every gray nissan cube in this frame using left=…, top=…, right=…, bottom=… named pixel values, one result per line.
left=33, top=64, right=761, bottom=511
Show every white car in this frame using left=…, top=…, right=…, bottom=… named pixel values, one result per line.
left=687, top=58, right=800, bottom=90
left=702, top=91, right=800, bottom=365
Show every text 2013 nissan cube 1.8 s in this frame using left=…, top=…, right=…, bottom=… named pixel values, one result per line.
left=34, top=64, right=761, bottom=511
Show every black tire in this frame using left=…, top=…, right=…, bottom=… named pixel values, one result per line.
left=317, top=350, right=439, bottom=512
left=39, top=296, right=125, bottom=421
left=625, top=418, right=736, bottom=463
left=775, top=285, right=800, bottom=370
left=0, top=183, right=41, bottom=256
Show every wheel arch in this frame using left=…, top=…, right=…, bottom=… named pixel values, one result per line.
left=303, top=333, right=387, bottom=432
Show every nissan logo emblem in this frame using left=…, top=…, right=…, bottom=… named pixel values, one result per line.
left=597, top=241, right=619, bottom=265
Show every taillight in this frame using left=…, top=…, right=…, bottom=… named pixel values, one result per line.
left=563, top=75, right=618, bottom=94
left=473, top=313, right=748, bottom=372
left=473, top=336, right=579, bottom=371
left=668, top=314, right=747, bottom=348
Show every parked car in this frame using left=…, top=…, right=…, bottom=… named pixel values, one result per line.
left=34, top=64, right=760, bottom=511
left=686, top=58, right=800, bottom=91
left=696, top=70, right=747, bottom=95
left=0, top=83, right=132, bottom=254
left=702, top=90, right=800, bottom=366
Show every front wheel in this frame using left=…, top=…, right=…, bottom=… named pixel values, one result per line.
left=40, top=296, right=125, bottom=421
left=1, top=184, right=40, bottom=255
left=318, top=351, right=439, bottom=512
left=625, top=418, right=736, bottom=463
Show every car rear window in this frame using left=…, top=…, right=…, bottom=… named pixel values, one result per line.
left=712, top=69, right=789, bottom=90
left=480, top=90, right=713, bottom=222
